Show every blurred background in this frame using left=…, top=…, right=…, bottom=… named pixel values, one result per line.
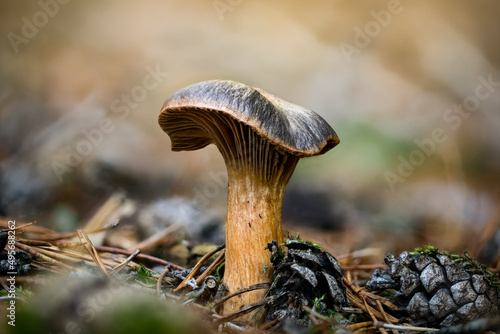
left=1, top=1, right=499, bottom=266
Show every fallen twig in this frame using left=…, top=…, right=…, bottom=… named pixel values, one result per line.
left=110, top=249, right=141, bottom=275
left=193, top=250, right=225, bottom=289
left=373, top=321, right=438, bottom=332
left=175, top=244, right=224, bottom=291
left=211, top=283, right=270, bottom=310
left=92, top=245, right=186, bottom=271
left=156, top=266, right=170, bottom=297
left=213, top=296, right=273, bottom=326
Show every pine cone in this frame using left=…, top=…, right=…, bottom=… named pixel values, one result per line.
left=265, top=239, right=348, bottom=326
left=366, top=247, right=500, bottom=327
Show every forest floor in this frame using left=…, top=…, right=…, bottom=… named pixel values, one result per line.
left=0, top=198, right=499, bottom=334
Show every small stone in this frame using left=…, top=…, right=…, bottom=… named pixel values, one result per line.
left=421, top=263, right=446, bottom=293
left=429, top=288, right=458, bottom=319
left=450, top=280, right=477, bottom=305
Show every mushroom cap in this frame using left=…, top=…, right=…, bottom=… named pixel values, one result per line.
left=159, top=80, right=339, bottom=156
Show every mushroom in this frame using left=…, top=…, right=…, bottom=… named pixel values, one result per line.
left=158, top=80, right=339, bottom=315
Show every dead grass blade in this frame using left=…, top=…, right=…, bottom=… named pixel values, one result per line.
left=15, top=241, right=74, bottom=271
left=110, top=249, right=141, bottom=275
left=92, top=245, right=186, bottom=271
left=77, top=229, right=110, bottom=278
left=343, top=277, right=400, bottom=324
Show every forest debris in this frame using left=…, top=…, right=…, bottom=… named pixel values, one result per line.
left=174, top=244, right=224, bottom=291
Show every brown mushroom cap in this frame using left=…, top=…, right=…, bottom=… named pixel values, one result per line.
left=159, top=80, right=339, bottom=157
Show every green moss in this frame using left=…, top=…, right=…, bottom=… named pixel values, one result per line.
left=215, top=261, right=225, bottom=279
left=462, top=253, right=500, bottom=290
left=0, top=285, right=32, bottom=301
left=312, top=295, right=326, bottom=312
left=135, top=264, right=156, bottom=287
left=267, top=273, right=282, bottom=294
left=269, top=244, right=286, bottom=264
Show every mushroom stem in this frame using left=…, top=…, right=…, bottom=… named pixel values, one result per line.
left=222, top=153, right=299, bottom=316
